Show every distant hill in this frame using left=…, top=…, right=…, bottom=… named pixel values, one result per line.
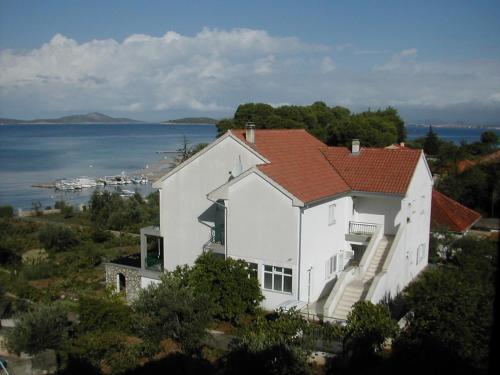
left=162, top=117, right=218, bottom=125
left=0, top=112, right=143, bottom=124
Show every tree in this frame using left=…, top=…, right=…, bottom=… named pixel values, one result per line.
left=480, top=130, right=498, bottom=145
left=217, top=102, right=406, bottom=147
left=133, top=273, right=213, bottom=355
left=423, top=125, right=440, bottom=155
left=38, top=225, right=79, bottom=252
left=186, top=252, right=263, bottom=322
left=6, top=304, right=70, bottom=355
left=0, top=205, right=14, bottom=218
left=343, top=301, right=398, bottom=360
left=393, top=236, right=496, bottom=373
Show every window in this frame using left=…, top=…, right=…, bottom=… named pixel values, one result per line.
left=325, top=253, right=343, bottom=279
left=328, top=204, right=336, bottom=225
left=264, top=265, right=292, bottom=293
left=416, top=244, right=426, bottom=265
left=247, top=262, right=258, bottom=279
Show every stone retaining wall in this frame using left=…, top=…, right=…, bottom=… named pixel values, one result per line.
left=105, top=263, right=141, bottom=303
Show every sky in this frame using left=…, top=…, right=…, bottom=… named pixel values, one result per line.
left=1, top=0, right=499, bottom=123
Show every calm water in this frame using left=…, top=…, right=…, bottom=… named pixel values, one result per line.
left=406, top=125, right=499, bottom=143
left=0, top=123, right=497, bottom=209
left=0, top=124, right=217, bottom=209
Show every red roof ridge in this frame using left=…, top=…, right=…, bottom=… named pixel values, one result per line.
left=431, top=189, right=481, bottom=232
left=318, top=147, right=351, bottom=190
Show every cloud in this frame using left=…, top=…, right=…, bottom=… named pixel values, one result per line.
left=399, top=48, right=417, bottom=57
left=0, top=30, right=499, bottom=123
left=320, top=57, right=336, bottom=73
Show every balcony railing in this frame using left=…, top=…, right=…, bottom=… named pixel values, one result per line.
left=210, top=224, right=225, bottom=245
left=145, top=255, right=163, bottom=270
left=349, top=221, right=377, bottom=235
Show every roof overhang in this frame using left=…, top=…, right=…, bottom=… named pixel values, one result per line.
left=207, top=166, right=304, bottom=207
left=152, top=130, right=269, bottom=188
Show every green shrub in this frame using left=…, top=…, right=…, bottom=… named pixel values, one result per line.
left=21, top=262, right=57, bottom=280
left=68, top=330, right=140, bottom=374
left=6, top=303, right=70, bottom=355
left=90, top=227, right=112, bottom=243
left=0, top=205, right=14, bottom=218
left=186, top=252, right=263, bottom=322
left=133, top=273, right=213, bottom=355
left=344, top=301, right=399, bottom=360
left=39, top=225, right=79, bottom=252
left=78, top=294, right=133, bottom=334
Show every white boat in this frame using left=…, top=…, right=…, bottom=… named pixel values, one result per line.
left=55, top=179, right=82, bottom=190
left=132, top=175, right=149, bottom=184
left=75, top=176, right=97, bottom=188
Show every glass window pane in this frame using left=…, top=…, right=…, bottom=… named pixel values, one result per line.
left=264, top=273, right=272, bottom=289
left=274, top=274, right=282, bottom=291
left=284, top=275, right=292, bottom=293
left=284, top=268, right=292, bottom=275
left=274, top=267, right=282, bottom=273
left=264, top=265, right=272, bottom=272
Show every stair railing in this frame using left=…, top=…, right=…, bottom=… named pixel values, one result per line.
left=358, top=224, right=383, bottom=278
left=365, top=223, right=405, bottom=303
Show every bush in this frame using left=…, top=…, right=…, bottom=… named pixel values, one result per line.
left=186, top=252, right=263, bottom=322
left=68, top=331, right=140, bottom=375
left=39, top=225, right=79, bottom=252
left=89, top=227, right=112, bottom=243
left=6, top=303, right=70, bottom=355
left=344, top=301, right=399, bottom=360
left=78, top=294, right=133, bottom=334
left=0, top=205, right=14, bottom=218
left=224, top=309, right=314, bottom=375
left=21, top=262, right=57, bottom=280
left=133, top=273, right=213, bottom=355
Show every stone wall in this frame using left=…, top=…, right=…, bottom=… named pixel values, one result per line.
left=105, top=263, right=141, bottom=303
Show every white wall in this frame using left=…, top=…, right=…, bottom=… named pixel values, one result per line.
left=225, top=172, right=300, bottom=310
left=353, top=196, right=401, bottom=234
left=300, top=196, right=353, bottom=303
left=159, top=136, right=263, bottom=270
left=141, top=277, right=161, bottom=289
left=368, top=155, right=433, bottom=300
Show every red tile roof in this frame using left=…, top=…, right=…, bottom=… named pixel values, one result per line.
left=321, top=147, right=422, bottom=195
left=231, top=129, right=350, bottom=202
left=231, top=129, right=423, bottom=203
left=431, top=189, right=481, bottom=232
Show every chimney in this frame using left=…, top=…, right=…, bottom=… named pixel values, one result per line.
left=245, top=122, right=255, bottom=144
left=400, top=142, right=405, bottom=148
left=352, top=139, right=360, bottom=155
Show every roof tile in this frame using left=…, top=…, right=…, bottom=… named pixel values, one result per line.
left=232, top=129, right=422, bottom=203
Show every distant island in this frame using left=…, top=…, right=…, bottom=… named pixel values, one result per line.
left=0, top=112, right=143, bottom=125
left=162, top=117, right=218, bottom=125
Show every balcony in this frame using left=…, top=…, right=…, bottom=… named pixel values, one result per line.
left=203, top=224, right=225, bottom=255
left=345, top=221, right=377, bottom=243
left=349, top=221, right=377, bottom=235
left=141, top=226, right=164, bottom=272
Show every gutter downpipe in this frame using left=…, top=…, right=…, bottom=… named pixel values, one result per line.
left=297, top=208, right=303, bottom=301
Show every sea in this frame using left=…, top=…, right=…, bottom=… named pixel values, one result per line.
left=0, top=123, right=498, bottom=210
left=0, top=124, right=217, bottom=210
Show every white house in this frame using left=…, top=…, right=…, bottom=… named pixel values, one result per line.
left=108, top=124, right=433, bottom=321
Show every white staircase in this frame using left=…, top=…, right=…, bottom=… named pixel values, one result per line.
left=331, top=235, right=393, bottom=320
